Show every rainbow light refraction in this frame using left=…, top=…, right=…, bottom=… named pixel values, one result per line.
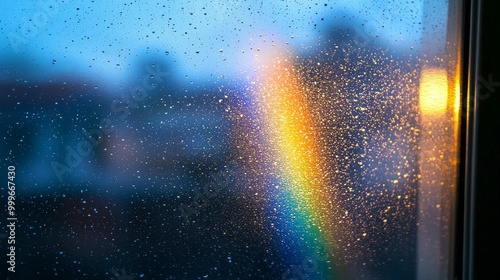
left=253, top=54, right=341, bottom=279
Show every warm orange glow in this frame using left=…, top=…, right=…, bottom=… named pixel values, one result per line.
left=417, top=65, right=459, bottom=280
left=454, top=73, right=461, bottom=121
left=453, top=61, right=462, bottom=136
left=419, top=68, right=449, bottom=117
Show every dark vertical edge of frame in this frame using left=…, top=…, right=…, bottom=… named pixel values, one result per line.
left=458, top=0, right=482, bottom=279
left=472, top=0, right=500, bottom=278
left=456, top=0, right=469, bottom=277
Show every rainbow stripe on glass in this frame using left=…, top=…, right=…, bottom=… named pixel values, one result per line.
left=251, top=54, right=343, bottom=279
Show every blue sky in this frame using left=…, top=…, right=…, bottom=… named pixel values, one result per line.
left=0, top=0, right=444, bottom=89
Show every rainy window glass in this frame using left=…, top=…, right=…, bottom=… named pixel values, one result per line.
left=1, top=1, right=463, bottom=279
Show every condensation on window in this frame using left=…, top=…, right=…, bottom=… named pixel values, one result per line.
left=0, top=1, right=462, bottom=279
